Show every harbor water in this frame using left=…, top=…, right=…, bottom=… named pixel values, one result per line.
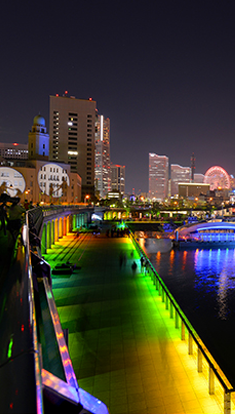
left=141, top=239, right=235, bottom=386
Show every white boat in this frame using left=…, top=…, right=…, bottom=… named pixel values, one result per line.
left=174, top=218, right=235, bottom=248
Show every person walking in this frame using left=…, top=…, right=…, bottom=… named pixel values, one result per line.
left=140, top=256, right=145, bottom=272
left=131, top=261, right=137, bottom=275
left=8, top=198, right=25, bottom=237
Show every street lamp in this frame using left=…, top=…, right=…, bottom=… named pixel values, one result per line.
left=84, top=194, right=90, bottom=204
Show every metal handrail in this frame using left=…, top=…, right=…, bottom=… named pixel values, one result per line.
left=129, top=231, right=235, bottom=396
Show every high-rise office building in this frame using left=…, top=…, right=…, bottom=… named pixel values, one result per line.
left=149, top=153, right=169, bottom=201
left=95, top=115, right=111, bottom=198
left=171, top=164, right=191, bottom=196
left=49, top=94, right=96, bottom=197
left=111, top=164, right=125, bottom=195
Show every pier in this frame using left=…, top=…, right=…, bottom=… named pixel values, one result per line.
left=44, top=226, right=226, bottom=413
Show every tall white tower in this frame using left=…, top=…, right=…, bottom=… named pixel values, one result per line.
left=149, top=153, right=169, bottom=201
left=28, top=115, right=49, bottom=160
left=95, top=115, right=111, bottom=198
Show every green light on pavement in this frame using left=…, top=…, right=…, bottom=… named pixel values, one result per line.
left=7, top=338, right=13, bottom=358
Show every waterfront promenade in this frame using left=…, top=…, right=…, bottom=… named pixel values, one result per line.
left=44, top=228, right=223, bottom=414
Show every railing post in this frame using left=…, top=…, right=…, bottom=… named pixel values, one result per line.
left=224, top=390, right=231, bottom=414
left=188, top=333, right=193, bottom=355
left=170, top=302, right=173, bottom=318
left=181, top=320, right=185, bottom=340
left=197, top=348, right=202, bottom=372
left=165, top=295, right=169, bottom=310
left=175, top=310, right=179, bottom=328
left=156, top=279, right=159, bottom=290
left=209, top=365, right=215, bottom=394
left=158, top=283, right=161, bottom=296
left=161, top=288, right=165, bottom=302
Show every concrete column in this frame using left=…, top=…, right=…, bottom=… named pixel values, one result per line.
left=63, top=217, right=66, bottom=235
left=209, top=366, right=215, bottom=394
left=197, top=348, right=203, bottom=372
left=55, top=218, right=58, bottom=242
left=59, top=217, right=63, bottom=238
left=41, top=223, right=47, bottom=254
left=51, top=220, right=54, bottom=246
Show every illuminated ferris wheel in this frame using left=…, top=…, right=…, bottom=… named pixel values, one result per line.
left=204, top=166, right=230, bottom=190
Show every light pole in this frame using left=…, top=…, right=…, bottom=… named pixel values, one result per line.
left=84, top=194, right=90, bottom=205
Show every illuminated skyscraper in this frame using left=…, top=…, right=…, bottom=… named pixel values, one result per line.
left=149, top=153, right=169, bottom=201
left=49, top=94, right=96, bottom=197
left=95, top=115, right=111, bottom=198
left=171, top=164, right=191, bottom=196
left=111, top=164, right=125, bottom=194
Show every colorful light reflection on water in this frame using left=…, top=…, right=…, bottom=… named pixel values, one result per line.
left=194, top=248, right=235, bottom=320
left=147, top=245, right=235, bottom=385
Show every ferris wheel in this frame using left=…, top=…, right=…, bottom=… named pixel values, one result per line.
left=204, top=166, right=230, bottom=190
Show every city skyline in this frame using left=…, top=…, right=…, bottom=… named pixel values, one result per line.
left=1, top=1, right=235, bottom=193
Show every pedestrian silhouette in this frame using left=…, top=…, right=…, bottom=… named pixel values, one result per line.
left=131, top=261, right=137, bottom=275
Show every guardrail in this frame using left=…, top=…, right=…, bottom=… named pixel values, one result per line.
left=0, top=206, right=109, bottom=413
left=129, top=231, right=235, bottom=414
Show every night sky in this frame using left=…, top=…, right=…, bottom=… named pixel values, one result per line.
left=1, top=1, right=235, bottom=193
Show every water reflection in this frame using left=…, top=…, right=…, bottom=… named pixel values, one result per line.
left=147, top=246, right=235, bottom=321
left=147, top=245, right=235, bottom=385
left=194, top=248, right=235, bottom=320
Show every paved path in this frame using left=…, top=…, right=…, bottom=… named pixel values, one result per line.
left=44, top=231, right=224, bottom=414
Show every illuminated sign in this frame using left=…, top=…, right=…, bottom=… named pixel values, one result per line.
left=37, top=163, right=70, bottom=197
left=0, top=167, right=26, bottom=197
